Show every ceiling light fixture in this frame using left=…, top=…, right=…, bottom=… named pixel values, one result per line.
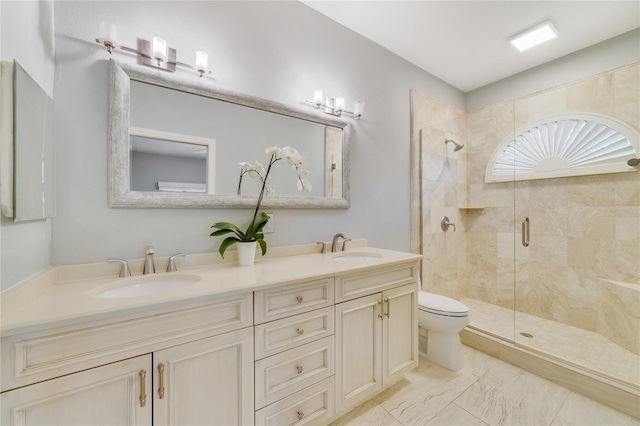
left=509, top=20, right=557, bottom=52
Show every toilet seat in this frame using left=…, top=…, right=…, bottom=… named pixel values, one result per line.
left=418, top=291, right=469, bottom=317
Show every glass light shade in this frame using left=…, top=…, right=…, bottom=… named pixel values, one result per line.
left=510, top=21, right=557, bottom=52
left=353, top=101, right=364, bottom=119
left=334, top=97, right=345, bottom=113
left=195, top=51, right=208, bottom=72
left=313, top=90, right=323, bottom=108
left=98, top=21, right=119, bottom=50
left=152, top=36, right=168, bottom=61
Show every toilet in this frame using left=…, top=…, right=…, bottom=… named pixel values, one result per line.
left=418, top=291, right=470, bottom=371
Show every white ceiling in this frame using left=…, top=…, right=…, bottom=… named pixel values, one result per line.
left=301, top=1, right=640, bottom=92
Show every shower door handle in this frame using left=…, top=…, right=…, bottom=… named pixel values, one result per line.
left=522, top=217, right=530, bottom=247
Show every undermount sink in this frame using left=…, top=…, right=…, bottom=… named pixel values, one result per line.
left=331, top=252, right=382, bottom=262
left=91, top=274, right=201, bottom=299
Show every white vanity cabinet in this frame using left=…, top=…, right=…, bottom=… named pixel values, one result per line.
left=1, top=355, right=152, bottom=426
left=254, top=279, right=336, bottom=425
left=153, top=327, right=254, bottom=426
left=0, top=248, right=422, bottom=426
left=0, top=292, right=254, bottom=426
left=334, top=267, right=419, bottom=414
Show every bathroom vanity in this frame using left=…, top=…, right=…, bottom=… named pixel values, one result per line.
left=0, top=246, right=420, bottom=425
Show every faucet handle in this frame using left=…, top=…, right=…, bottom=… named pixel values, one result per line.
left=167, top=253, right=186, bottom=272
left=341, top=238, right=352, bottom=251
left=316, top=242, right=328, bottom=254
left=107, top=259, right=131, bottom=277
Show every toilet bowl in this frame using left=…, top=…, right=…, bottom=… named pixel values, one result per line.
left=418, top=291, right=469, bottom=371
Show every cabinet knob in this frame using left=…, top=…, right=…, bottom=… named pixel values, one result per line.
left=296, top=365, right=303, bottom=374
left=297, top=410, right=305, bottom=420
left=296, top=327, right=305, bottom=335
left=296, top=295, right=304, bottom=303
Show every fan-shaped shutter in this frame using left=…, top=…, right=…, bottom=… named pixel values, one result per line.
left=486, top=114, right=639, bottom=182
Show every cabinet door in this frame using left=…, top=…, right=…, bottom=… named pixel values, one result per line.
left=335, top=293, right=382, bottom=414
left=1, top=355, right=152, bottom=426
left=382, top=283, right=418, bottom=385
left=153, top=327, right=254, bottom=426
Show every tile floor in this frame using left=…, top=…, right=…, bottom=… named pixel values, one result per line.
left=462, top=298, right=640, bottom=388
left=330, top=346, right=640, bottom=426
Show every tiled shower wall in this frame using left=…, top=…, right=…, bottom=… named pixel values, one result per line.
left=415, top=62, right=639, bottom=355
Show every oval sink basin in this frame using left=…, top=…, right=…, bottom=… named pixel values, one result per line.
left=331, top=252, right=382, bottom=262
left=91, top=274, right=201, bottom=299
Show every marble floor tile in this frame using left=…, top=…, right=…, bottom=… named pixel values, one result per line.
left=427, top=403, right=488, bottom=425
left=372, top=359, right=478, bottom=425
left=329, top=399, right=402, bottom=426
left=551, top=392, right=640, bottom=426
left=454, top=360, right=570, bottom=425
left=462, top=297, right=640, bottom=387
left=334, top=349, right=638, bottom=426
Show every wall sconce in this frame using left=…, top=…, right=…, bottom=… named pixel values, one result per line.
left=95, top=21, right=209, bottom=77
left=306, top=90, right=364, bottom=120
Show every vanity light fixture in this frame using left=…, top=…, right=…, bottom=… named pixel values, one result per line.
left=95, top=21, right=210, bottom=77
left=306, top=90, right=364, bottom=120
left=509, top=20, right=558, bottom=52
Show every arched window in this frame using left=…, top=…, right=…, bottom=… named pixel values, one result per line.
left=485, top=113, right=639, bottom=182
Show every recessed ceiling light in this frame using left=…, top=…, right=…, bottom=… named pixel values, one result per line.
left=510, top=20, right=558, bottom=52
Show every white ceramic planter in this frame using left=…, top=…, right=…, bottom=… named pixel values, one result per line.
left=236, top=241, right=258, bottom=266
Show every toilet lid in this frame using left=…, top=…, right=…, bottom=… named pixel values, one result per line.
left=418, top=291, right=469, bottom=314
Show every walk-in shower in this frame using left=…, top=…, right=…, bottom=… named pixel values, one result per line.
left=414, top=62, right=639, bottom=418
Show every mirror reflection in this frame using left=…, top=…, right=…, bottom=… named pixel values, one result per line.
left=109, top=60, right=350, bottom=209
left=12, top=61, right=56, bottom=221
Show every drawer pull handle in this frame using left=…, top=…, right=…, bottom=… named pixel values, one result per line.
left=384, top=298, right=390, bottom=318
left=296, top=365, right=303, bottom=374
left=296, top=295, right=304, bottom=303
left=297, top=410, right=305, bottom=420
left=139, top=369, right=147, bottom=407
left=377, top=300, right=383, bottom=319
left=158, top=363, right=165, bottom=399
left=296, top=327, right=305, bottom=335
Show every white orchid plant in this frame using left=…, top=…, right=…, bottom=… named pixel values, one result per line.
left=210, top=146, right=311, bottom=258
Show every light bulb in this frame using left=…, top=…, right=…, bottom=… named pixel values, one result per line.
left=152, top=37, right=167, bottom=62
left=313, top=90, right=323, bottom=108
left=195, top=51, right=208, bottom=75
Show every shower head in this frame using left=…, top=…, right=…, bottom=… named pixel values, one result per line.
left=445, top=139, right=464, bottom=152
left=628, top=158, right=640, bottom=167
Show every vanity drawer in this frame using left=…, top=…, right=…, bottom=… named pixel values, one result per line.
left=254, top=278, right=334, bottom=324
left=1, top=292, right=253, bottom=392
left=255, top=336, right=335, bottom=409
left=255, top=376, right=335, bottom=426
left=255, top=306, right=334, bottom=360
left=335, top=263, right=418, bottom=302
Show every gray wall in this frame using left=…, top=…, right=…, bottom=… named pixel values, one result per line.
left=50, top=1, right=464, bottom=268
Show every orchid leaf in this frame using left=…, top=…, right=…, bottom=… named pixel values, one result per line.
left=209, top=228, right=243, bottom=239
left=257, top=238, right=267, bottom=256
left=219, top=236, right=242, bottom=258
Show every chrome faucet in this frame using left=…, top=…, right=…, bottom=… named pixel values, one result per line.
left=107, top=259, right=131, bottom=277
left=331, top=233, right=350, bottom=252
left=143, top=246, right=156, bottom=274
left=167, top=253, right=186, bottom=272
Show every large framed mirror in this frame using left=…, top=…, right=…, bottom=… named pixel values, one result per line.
left=109, top=60, right=351, bottom=209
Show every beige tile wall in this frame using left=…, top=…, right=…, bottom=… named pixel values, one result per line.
left=414, top=62, right=640, bottom=355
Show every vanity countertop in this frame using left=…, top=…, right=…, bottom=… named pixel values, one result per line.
left=0, top=246, right=421, bottom=337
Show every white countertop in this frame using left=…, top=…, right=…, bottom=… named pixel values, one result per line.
left=1, top=246, right=421, bottom=337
